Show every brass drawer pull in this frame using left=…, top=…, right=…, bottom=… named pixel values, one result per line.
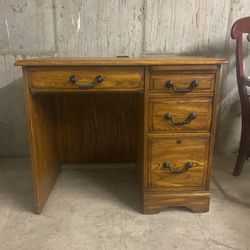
left=69, top=75, right=104, bottom=89
left=166, top=80, right=198, bottom=93
left=163, top=161, right=193, bottom=174
left=164, top=112, right=196, bottom=126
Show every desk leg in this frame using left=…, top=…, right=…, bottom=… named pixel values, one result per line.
left=23, top=69, right=61, bottom=214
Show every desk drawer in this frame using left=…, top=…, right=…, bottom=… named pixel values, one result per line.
left=29, top=67, right=144, bottom=92
left=148, top=135, right=209, bottom=190
left=149, top=98, right=213, bottom=132
left=149, top=74, right=215, bottom=94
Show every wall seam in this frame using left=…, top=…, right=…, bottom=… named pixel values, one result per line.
left=141, top=0, right=147, bottom=55
left=52, top=0, right=59, bottom=56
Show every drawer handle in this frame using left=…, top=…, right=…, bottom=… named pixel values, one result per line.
left=164, top=112, right=196, bottom=126
left=166, top=80, right=198, bottom=93
left=69, top=75, right=104, bottom=89
left=163, top=161, right=193, bottom=174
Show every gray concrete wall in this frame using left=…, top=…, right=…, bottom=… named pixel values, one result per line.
left=0, top=0, right=249, bottom=157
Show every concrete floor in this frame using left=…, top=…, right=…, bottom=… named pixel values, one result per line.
left=0, top=155, right=250, bottom=250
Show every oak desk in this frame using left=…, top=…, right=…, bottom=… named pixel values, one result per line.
left=16, top=57, right=227, bottom=214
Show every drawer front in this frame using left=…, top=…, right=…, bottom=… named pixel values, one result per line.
left=29, top=66, right=144, bottom=92
left=148, top=135, right=210, bottom=190
left=149, top=74, right=215, bottom=94
left=149, top=98, right=213, bottom=132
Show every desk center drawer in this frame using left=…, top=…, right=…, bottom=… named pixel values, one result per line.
left=29, top=66, right=144, bottom=92
left=149, top=98, right=213, bottom=132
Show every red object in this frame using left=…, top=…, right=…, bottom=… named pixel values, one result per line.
left=231, top=17, right=250, bottom=176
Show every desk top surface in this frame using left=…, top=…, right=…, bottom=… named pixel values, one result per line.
left=15, top=56, right=227, bottom=67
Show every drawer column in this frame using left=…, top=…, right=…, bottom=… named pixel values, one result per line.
left=142, top=65, right=221, bottom=214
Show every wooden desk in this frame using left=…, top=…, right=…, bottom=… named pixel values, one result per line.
left=16, top=57, right=227, bottom=214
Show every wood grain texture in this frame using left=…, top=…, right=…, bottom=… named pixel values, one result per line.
left=139, top=66, right=150, bottom=193
left=150, top=65, right=218, bottom=72
left=148, top=134, right=210, bottom=191
left=142, top=62, right=222, bottom=214
left=22, top=68, right=61, bottom=214
left=149, top=73, right=215, bottom=94
left=205, top=66, right=222, bottom=189
left=143, top=191, right=210, bottom=214
left=15, top=56, right=228, bottom=66
left=17, top=58, right=225, bottom=214
left=29, top=66, right=144, bottom=92
left=149, top=98, right=213, bottom=132
left=57, top=93, right=139, bottom=164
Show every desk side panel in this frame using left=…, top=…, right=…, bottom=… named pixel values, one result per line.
left=23, top=68, right=61, bottom=214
